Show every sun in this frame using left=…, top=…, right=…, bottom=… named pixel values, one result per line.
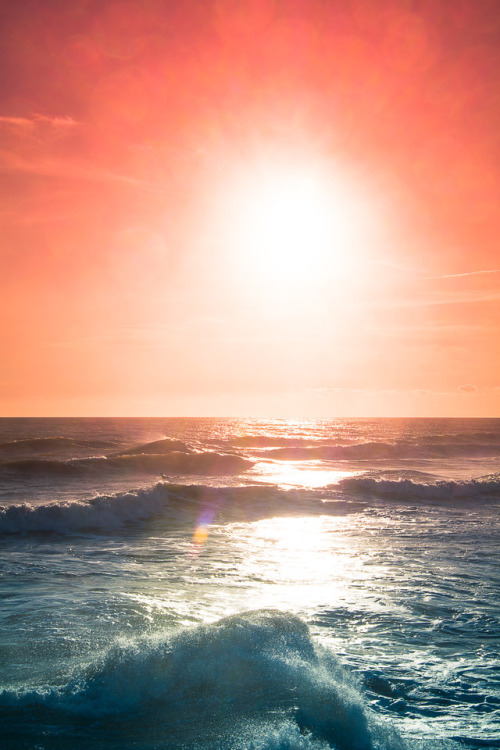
left=215, top=155, right=378, bottom=302
left=244, top=171, right=332, bottom=278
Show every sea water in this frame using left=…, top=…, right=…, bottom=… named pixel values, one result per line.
left=0, top=417, right=499, bottom=749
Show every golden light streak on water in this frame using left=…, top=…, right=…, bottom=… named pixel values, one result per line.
left=253, top=461, right=358, bottom=488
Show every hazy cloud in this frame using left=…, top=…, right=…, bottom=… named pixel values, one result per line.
left=458, top=384, right=479, bottom=394
left=426, top=269, right=500, bottom=280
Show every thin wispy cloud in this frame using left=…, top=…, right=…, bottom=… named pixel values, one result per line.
left=0, top=114, right=78, bottom=128
left=0, top=113, right=152, bottom=189
left=425, top=269, right=500, bottom=280
left=0, top=148, right=151, bottom=187
left=380, top=288, right=500, bottom=308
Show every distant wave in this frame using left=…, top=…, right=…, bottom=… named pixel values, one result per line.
left=228, top=436, right=317, bottom=448
left=113, top=437, right=193, bottom=455
left=0, top=609, right=411, bottom=749
left=337, top=473, right=500, bottom=501
left=108, top=451, right=252, bottom=475
left=0, top=458, right=88, bottom=476
left=259, top=441, right=500, bottom=460
left=0, top=436, right=117, bottom=453
left=0, top=450, right=253, bottom=479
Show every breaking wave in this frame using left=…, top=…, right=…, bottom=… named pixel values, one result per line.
left=0, top=483, right=172, bottom=534
left=0, top=450, right=253, bottom=479
left=112, top=437, right=193, bottom=455
left=257, top=441, right=500, bottom=460
left=3, top=472, right=498, bottom=535
left=0, top=482, right=322, bottom=535
left=0, top=609, right=434, bottom=749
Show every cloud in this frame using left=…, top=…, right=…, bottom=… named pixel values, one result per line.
left=0, top=114, right=78, bottom=130
left=457, top=384, right=479, bottom=394
left=0, top=113, right=149, bottom=189
left=380, top=288, right=500, bottom=309
left=426, top=269, right=500, bottom=280
left=0, top=148, right=149, bottom=186
left=309, top=385, right=498, bottom=398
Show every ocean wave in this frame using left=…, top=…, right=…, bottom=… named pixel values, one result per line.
left=337, top=473, right=500, bottom=501
left=106, top=450, right=253, bottom=475
left=0, top=450, right=253, bottom=479
left=0, top=457, right=90, bottom=476
left=4, top=470, right=495, bottom=535
left=0, top=481, right=355, bottom=535
left=259, top=441, right=500, bottom=460
left=0, top=610, right=413, bottom=749
left=0, top=436, right=117, bottom=454
left=113, top=437, right=193, bottom=455
left=259, top=443, right=397, bottom=460
left=0, top=483, right=173, bottom=534
left=0, top=481, right=294, bottom=534
left=228, top=436, right=317, bottom=448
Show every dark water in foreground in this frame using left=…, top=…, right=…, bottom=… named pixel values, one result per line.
left=1, top=417, right=499, bottom=749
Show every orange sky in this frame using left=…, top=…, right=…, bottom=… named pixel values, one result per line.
left=1, top=0, right=500, bottom=417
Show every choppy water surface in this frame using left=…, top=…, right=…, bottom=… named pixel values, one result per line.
left=0, top=418, right=499, bottom=749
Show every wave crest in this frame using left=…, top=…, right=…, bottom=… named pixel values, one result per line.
left=0, top=483, right=174, bottom=534
left=260, top=441, right=500, bottom=460
left=338, top=474, right=500, bottom=501
left=0, top=610, right=407, bottom=749
left=114, top=437, right=193, bottom=455
left=0, top=450, right=253, bottom=479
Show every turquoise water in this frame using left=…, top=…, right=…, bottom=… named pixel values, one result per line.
left=1, top=418, right=499, bottom=749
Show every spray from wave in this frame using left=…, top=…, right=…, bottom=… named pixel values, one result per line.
left=0, top=610, right=455, bottom=749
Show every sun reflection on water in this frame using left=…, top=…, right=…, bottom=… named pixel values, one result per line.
left=253, top=461, right=357, bottom=488
left=212, top=514, right=368, bottom=617
left=250, top=515, right=350, bottom=582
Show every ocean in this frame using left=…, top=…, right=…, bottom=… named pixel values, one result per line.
left=0, top=417, right=499, bottom=750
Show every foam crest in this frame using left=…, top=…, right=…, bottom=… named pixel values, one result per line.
left=0, top=610, right=412, bottom=749
left=0, top=482, right=316, bottom=535
left=261, top=440, right=500, bottom=460
left=0, top=483, right=174, bottom=534
left=114, top=437, right=193, bottom=455
left=338, top=473, right=500, bottom=501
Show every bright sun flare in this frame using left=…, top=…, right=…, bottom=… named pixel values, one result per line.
left=218, top=157, right=378, bottom=300
left=243, top=173, right=333, bottom=280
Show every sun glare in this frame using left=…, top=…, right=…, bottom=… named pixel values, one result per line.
left=242, top=172, right=332, bottom=282
left=253, top=460, right=356, bottom=488
left=216, top=155, right=380, bottom=303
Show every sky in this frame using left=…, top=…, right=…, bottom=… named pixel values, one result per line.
left=1, top=0, right=500, bottom=417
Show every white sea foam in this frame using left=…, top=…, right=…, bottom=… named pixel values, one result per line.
left=2, top=471, right=499, bottom=535
left=337, top=474, right=500, bottom=501
left=0, top=610, right=452, bottom=749
left=0, top=483, right=173, bottom=533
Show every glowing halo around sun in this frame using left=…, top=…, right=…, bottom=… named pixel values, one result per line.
left=214, top=155, right=381, bottom=304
